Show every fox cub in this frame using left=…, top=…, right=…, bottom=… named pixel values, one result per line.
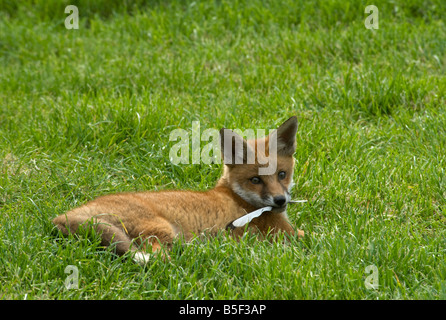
left=53, top=116, right=304, bottom=263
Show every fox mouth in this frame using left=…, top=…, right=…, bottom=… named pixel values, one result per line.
left=269, top=203, right=287, bottom=212
left=269, top=199, right=308, bottom=212
left=256, top=197, right=288, bottom=212
left=254, top=195, right=290, bottom=212
left=263, top=193, right=290, bottom=212
left=231, top=182, right=291, bottom=212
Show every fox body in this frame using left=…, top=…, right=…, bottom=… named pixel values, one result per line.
left=53, top=116, right=304, bottom=263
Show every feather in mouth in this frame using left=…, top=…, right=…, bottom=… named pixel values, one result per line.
left=226, top=200, right=307, bottom=230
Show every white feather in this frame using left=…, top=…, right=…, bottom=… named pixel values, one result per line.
left=231, top=206, right=273, bottom=228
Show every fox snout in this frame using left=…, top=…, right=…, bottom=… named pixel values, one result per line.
left=267, top=193, right=290, bottom=211
left=273, top=195, right=286, bottom=207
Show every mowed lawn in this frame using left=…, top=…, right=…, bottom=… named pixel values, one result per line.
left=1, top=0, right=445, bottom=299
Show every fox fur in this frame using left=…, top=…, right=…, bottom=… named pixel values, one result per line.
left=53, top=116, right=304, bottom=263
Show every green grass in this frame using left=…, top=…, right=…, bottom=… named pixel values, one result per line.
left=1, top=0, right=446, bottom=299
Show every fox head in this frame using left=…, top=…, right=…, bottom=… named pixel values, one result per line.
left=219, top=116, right=298, bottom=212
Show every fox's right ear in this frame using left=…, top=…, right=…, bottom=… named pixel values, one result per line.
left=219, top=128, right=253, bottom=165
left=270, top=116, right=298, bottom=156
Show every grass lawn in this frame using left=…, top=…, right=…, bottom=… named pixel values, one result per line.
left=1, top=0, right=446, bottom=299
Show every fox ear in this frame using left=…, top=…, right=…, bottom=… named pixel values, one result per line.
left=219, top=128, right=254, bottom=165
left=270, top=116, right=298, bottom=156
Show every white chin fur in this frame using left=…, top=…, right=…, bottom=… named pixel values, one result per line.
left=288, top=180, right=294, bottom=193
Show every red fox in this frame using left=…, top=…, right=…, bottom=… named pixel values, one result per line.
left=53, top=116, right=304, bottom=263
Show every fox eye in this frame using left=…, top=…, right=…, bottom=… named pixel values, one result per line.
left=250, top=177, right=262, bottom=184
left=278, top=171, right=286, bottom=180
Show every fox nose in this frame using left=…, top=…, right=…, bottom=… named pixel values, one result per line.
left=273, top=196, right=286, bottom=207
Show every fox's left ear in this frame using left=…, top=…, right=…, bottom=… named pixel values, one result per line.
left=271, top=116, right=298, bottom=156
